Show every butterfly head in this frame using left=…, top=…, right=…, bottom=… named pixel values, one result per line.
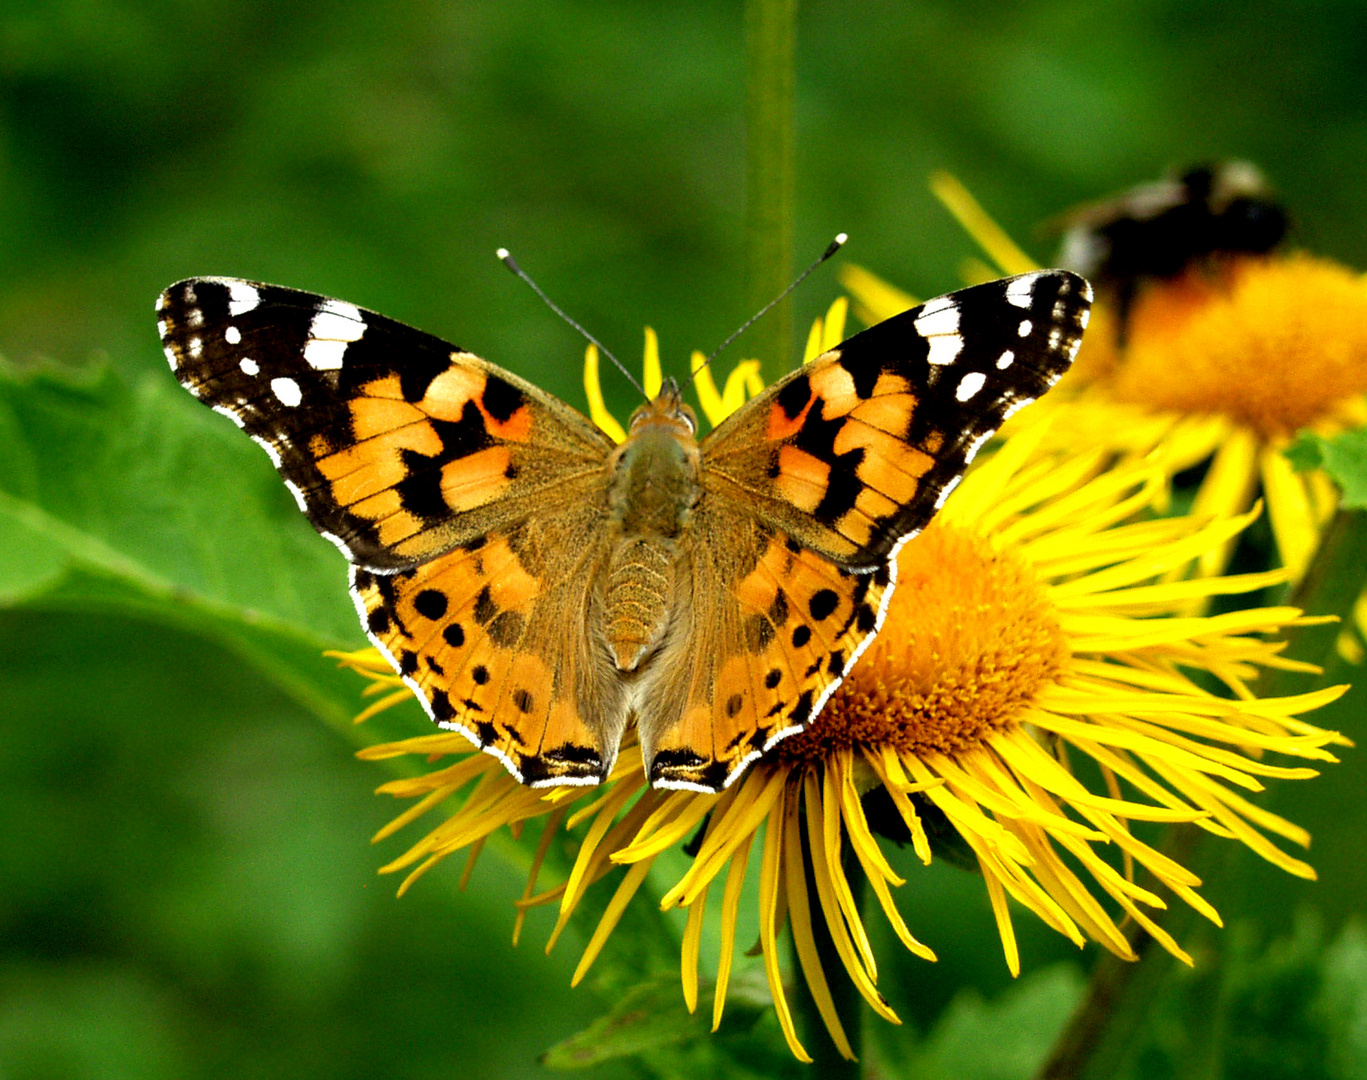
left=628, top=376, right=698, bottom=439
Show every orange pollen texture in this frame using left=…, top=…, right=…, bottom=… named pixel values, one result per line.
left=776, top=523, right=1068, bottom=763
left=1109, top=254, right=1367, bottom=438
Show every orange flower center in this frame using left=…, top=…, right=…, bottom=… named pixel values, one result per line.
left=776, top=522, right=1068, bottom=763
left=1108, top=254, right=1367, bottom=438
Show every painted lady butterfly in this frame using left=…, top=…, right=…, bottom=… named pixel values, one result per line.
left=158, top=270, right=1091, bottom=792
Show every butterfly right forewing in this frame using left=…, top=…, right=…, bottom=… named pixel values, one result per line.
left=700, top=270, right=1092, bottom=568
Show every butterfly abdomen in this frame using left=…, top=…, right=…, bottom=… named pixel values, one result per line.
left=602, top=391, right=703, bottom=671
left=604, top=537, right=676, bottom=671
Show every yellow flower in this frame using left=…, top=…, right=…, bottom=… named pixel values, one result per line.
left=341, top=381, right=1346, bottom=1060
left=845, top=172, right=1367, bottom=583
left=580, top=308, right=848, bottom=439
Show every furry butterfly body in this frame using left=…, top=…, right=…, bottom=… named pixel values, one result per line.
left=159, top=270, right=1091, bottom=792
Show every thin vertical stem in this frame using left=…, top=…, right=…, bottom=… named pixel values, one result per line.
left=745, top=0, right=796, bottom=377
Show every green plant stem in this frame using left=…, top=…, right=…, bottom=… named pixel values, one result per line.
left=744, top=0, right=796, bottom=376
left=1034, top=505, right=1367, bottom=1080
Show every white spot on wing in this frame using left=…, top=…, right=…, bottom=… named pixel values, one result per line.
left=926, top=335, right=963, bottom=366
left=303, top=339, right=349, bottom=371
left=1017, top=319, right=1033, bottom=338
left=227, top=282, right=260, bottom=317
left=187, top=337, right=203, bottom=359
left=271, top=376, right=302, bottom=407
left=997, top=349, right=1015, bottom=369
left=915, top=299, right=960, bottom=338
left=225, top=326, right=241, bottom=345
left=240, top=357, right=260, bottom=376
left=1006, top=275, right=1036, bottom=309
left=305, top=299, right=366, bottom=371
left=956, top=371, right=987, bottom=402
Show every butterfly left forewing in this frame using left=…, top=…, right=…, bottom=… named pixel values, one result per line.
left=640, top=271, right=1092, bottom=791
left=159, top=277, right=614, bottom=571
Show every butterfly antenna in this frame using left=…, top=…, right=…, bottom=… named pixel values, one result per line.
left=496, top=248, right=647, bottom=398
left=690, top=232, right=848, bottom=385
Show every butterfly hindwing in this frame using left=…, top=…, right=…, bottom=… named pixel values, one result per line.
left=158, top=277, right=613, bottom=571
left=700, top=270, right=1092, bottom=568
left=637, top=511, right=893, bottom=791
left=351, top=512, right=626, bottom=787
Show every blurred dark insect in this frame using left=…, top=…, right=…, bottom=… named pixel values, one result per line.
left=1054, top=161, right=1288, bottom=335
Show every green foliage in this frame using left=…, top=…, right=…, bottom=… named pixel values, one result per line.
left=1285, top=427, right=1367, bottom=508
left=540, top=970, right=780, bottom=1075
left=1119, top=916, right=1367, bottom=1080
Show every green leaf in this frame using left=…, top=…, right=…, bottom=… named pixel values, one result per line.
left=0, top=359, right=359, bottom=638
left=907, top=963, right=1086, bottom=1080
left=539, top=977, right=710, bottom=1070
left=540, top=968, right=785, bottom=1076
left=1284, top=428, right=1367, bottom=508
left=0, top=358, right=433, bottom=745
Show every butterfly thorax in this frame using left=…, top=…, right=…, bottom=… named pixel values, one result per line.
left=603, top=384, right=702, bottom=671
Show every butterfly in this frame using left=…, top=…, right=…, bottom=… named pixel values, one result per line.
left=158, top=269, right=1091, bottom=793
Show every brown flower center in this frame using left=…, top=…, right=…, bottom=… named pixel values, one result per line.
left=776, top=522, right=1068, bottom=763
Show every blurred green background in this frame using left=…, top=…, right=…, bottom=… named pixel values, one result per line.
left=3, top=2, right=1367, bottom=1078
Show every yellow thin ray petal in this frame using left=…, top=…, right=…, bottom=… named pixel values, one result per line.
left=821, top=297, right=848, bottom=351
left=513, top=805, right=571, bottom=947
left=571, top=859, right=654, bottom=986
left=681, top=880, right=709, bottom=1014
left=822, top=757, right=880, bottom=973
left=838, top=263, right=917, bottom=324
left=721, top=360, right=763, bottom=414
left=804, top=774, right=900, bottom=1023
left=930, top=171, right=1038, bottom=276
left=1058, top=569, right=1291, bottom=610
left=690, top=349, right=728, bottom=428
left=803, top=316, right=825, bottom=365
left=1260, top=443, right=1320, bottom=580
left=980, top=859, right=1022, bottom=976
left=784, top=787, right=857, bottom=1059
left=664, top=769, right=785, bottom=908
left=712, top=832, right=755, bottom=1032
left=642, top=327, right=662, bottom=399
left=583, top=344, right=627, bottom=443
left=758, top=784, right=812, bottom=1062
